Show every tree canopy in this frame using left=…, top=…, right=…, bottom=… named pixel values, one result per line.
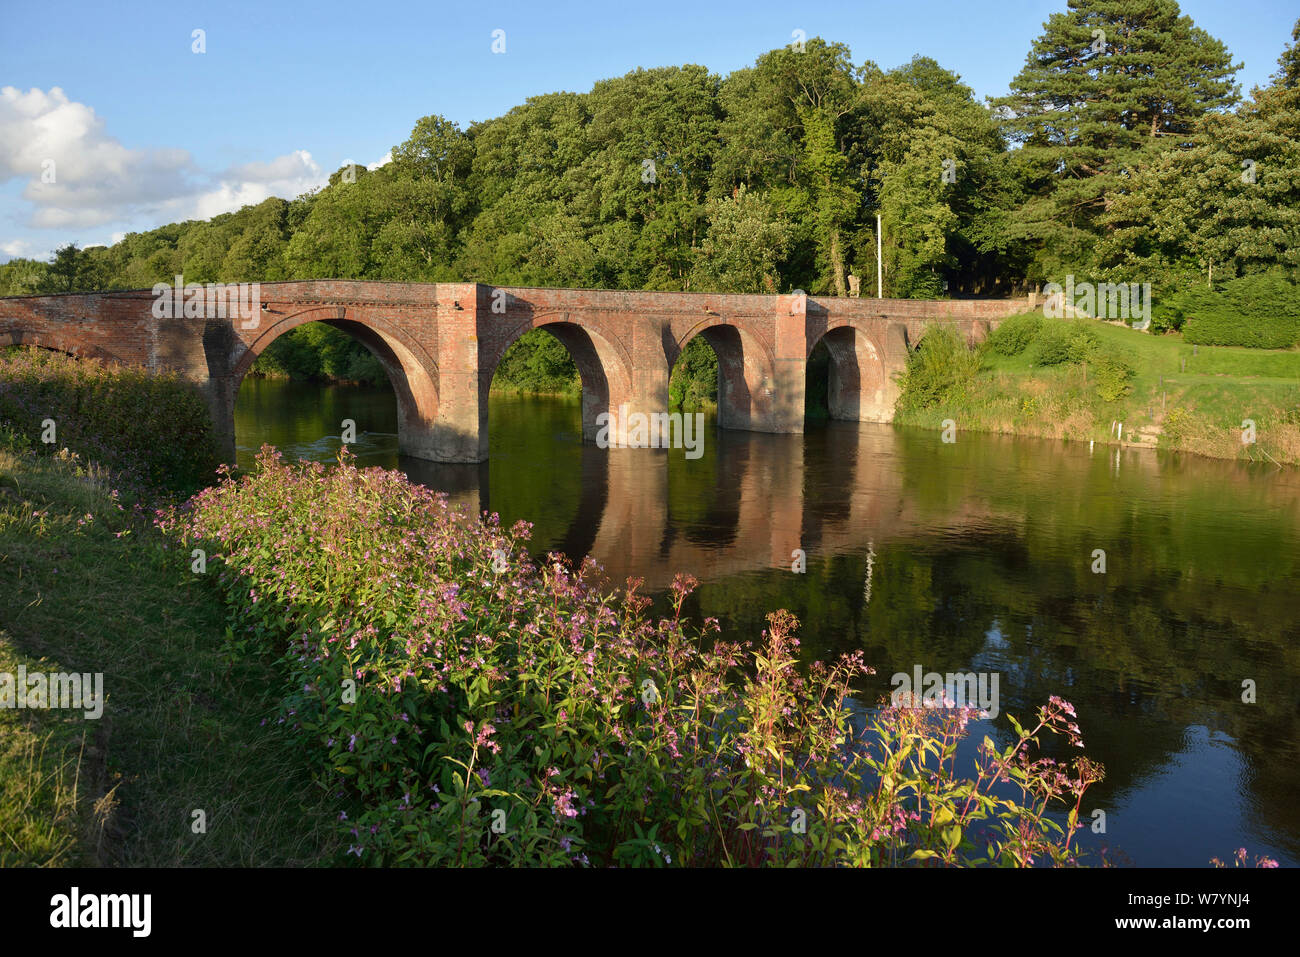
left=1, top=4, right=1295, bottom=314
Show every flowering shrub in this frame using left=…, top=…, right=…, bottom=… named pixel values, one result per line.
left=0, top=347, right=220, bottom=496
left=160, top=447, right=1105, bottom=867
left=1211, top=848, right=1280, bottom=868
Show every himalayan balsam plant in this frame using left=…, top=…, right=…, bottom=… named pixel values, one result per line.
left=159, top=447, right=1106, bottom=867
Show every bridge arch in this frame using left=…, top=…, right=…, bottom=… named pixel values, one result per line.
left=808, top=324, right=890, bottom=423
left=2, top=330, right=124, bottom=364
left=231, top=306, right=441, bottom=458
left=672, top=319, right=777, bottom=431
left=485, top=315, right=635, bottom=443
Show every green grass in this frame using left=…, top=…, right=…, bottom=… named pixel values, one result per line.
left=0, top=641, right=98, bottom=866
left=898, top=315, right=1300, bottom=465
left=0, top=444, right=338, bottom=866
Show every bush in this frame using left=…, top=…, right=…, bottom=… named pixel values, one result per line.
left=1152, top=286, right=1217, bottom=335
left=1066, top=324, right=1101, bottom=362
left=1176, top=275, right=1300, bottom=348
left=1029, top=323, right=1073, bottom=366
left=1091, top=351, right=1135, bottom=402
left=896, top=326, right=981, bottom=411
left=1027, top=320, right=1101, bottom=367
left=161, top=449, right=1106, bottom=867
left=1221, top=274, right=1300, bottom=321
left=987, top=313, right=1043, bottom=356
left=0, top=348, right=220, bottom=496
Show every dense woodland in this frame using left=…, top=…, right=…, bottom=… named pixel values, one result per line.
left=2, top=1, right=1298, bottom=392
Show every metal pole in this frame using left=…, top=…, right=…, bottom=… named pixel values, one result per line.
left=876, top=213, right=883, bottom=299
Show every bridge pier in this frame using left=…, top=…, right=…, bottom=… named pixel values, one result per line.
left=199, top=377, right=239, bottom=465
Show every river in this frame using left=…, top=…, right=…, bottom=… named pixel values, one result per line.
left=236, top=376, right=1300, bottom=867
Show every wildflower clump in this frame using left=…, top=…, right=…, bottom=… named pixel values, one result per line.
left=161, top=447, right=1104, bottom=867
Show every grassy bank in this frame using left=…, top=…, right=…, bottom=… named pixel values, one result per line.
left=0, top=347, right=339, bottom=865
left=0, top=437, right=338, bottom=865
left=895, top=315, right=1300, bottom=465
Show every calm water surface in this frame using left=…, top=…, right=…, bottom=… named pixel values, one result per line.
left=236, top=376, right=1300, bottom=867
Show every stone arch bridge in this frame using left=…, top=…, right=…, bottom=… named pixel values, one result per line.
left=0, top=282, right=1030, bottom=462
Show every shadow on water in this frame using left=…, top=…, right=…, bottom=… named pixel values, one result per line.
left=235, top=378, right=1300, bottom=867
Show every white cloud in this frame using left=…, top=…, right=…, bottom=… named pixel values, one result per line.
left=367, top=150, right=393, bottom=171
left=0, top=238, right=40, bottom=260
left=191, top=149, right=325, bottom=220
left=0, top=86, right=332, bottom=235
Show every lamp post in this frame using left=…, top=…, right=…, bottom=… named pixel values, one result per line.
left=876, top=213, right=883, bottom=299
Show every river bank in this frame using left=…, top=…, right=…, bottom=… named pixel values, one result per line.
left=6, top=348, right=1297, bottom=866
left=0, top=350, right=337, bottom=865
left=895, top=315, right=1300, bottom=466
left=0, top=435, right=338, bottom=865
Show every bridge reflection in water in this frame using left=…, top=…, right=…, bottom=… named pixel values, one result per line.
left=398, top=416, right=1094, bottom=592
left=231, top=380, right=1223, bottom=611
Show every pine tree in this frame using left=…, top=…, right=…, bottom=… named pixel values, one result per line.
left=1099, top=16, right=1300, bottom=283
left=995, top=0, right=1240, bottom=275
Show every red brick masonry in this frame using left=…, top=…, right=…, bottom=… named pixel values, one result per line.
left=0, top=282, right=1029, bottom=462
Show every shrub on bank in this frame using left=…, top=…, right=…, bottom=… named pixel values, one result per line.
left=986, top=313, right=1043, bottom=356
left=1174, top=275, right=1300, bottom=348
left=161, top=448, right=1104, bottom=867
left=899, top=319, right=1133, bottom=413
left=895, top=327, right=982, bottom=412
left=0, top=347, right=220, bottom=496
left=1090, top=352, right=1135, bottom=401
left=1027, top=321, right=1100, bottom=367
left=1028, top=324, right=1072, bottom=366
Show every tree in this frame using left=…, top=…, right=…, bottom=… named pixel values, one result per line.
left=392, top=114, right=473, bottom=184
left=457, top=92, right=598, bottom=285
left=716, top=40, right=860, bottom=295
left=690, top=186, right=792, bottom=292
left=1100, top=17, right=1300, bottom=283
left=857, top=59, right=1017, bottom=296
left=1099, top=107, right=1300, bottom=284
left=0, top=258, right=48, bottom=296
left=995, top=0, right=1240, bottom=277
left=221, top=198, right=292, bottom=281
left=282, top=167, right=384, bottom=279
left=40, top=243, right=103, bottom=293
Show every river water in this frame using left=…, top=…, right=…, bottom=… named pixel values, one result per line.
left=236, top=376, right=1300, bottom=867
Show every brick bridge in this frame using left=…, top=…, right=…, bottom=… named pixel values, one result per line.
left=0, top=281, right=1030, bottom=462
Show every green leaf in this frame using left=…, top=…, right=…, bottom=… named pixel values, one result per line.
left=943, top=825, right=962, bottom=851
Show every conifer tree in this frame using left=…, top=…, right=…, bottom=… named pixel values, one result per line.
left=995, top=0, right=1239, bottom=273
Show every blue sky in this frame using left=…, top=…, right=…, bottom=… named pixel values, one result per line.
left=1, top=0, right=1296, bottom=262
